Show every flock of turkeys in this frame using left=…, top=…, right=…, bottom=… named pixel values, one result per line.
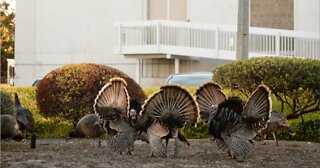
left=1, top=77, right=295, bottom=161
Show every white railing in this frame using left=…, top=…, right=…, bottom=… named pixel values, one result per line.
left=115, top=20, right=320, bottom=60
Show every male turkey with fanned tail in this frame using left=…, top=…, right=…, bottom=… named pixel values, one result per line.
left=195, top=82, right=271, bottom=161
left=93, top=77, right=139, bottom=154
left=140, top=85, right=200, bottom=157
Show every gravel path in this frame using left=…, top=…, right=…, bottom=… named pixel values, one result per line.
left=1, top=138, right=319, bottom=168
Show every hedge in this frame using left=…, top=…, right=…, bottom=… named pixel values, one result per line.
left=0, top=87, right=14, bottom=115
left=0, top=85, right=73, bottom=138
left=213, top=57, right=320, bottom=120
left=1, top=85, right=319, bottom=142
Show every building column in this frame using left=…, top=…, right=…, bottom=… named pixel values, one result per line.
left=236, top=0, right=249, bottom=60
left=174, top=58, right=179, bottom=74
left=135, top=58, right=140, bottom=84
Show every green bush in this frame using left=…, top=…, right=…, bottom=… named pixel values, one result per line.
left=213, top=57, right=320, bottom=119
left=276, top=113, right=320, bottom=143
left=0, top=86, right=73, bottom=138
left=183, top=120, right=210, bottom=139
left=36, top=63, right=147, bottom=125
left=0, top=87, right=14, bottom=115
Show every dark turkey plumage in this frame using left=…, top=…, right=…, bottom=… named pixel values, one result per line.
left=67, top=113, right=105, bottom=147
left=1, top=114, right=20, bottom=140
left=196, top=82, right=272, bottom=161
left=14, top=93, right=36, bottom=134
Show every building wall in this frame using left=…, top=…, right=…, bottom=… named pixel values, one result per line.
left=187, top=0, right=238, bottom=25
left=294, top=0, right=320, bottom=32
left=148, top=0, right=186, bottom=21
left=250, top=0, right=294, bottom=30
left=15, top=0, right=146, bottom=86
left=15, top=0, right=318, bottom=87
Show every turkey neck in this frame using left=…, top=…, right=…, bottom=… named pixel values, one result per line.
left=130, top=114, right=153, bottom=132
left=15, top=93, right=22, bottom=107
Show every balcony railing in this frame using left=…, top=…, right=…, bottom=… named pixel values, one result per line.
left=114, top=20, right=320, bottom=60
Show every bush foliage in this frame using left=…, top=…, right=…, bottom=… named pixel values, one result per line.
left=0, top=87, right=14, bottom=115
left=0, top=86, right=73, bottom=138
left=213, top=57, right=320, bottom=119
left=36, top=63, right=146, bottom=125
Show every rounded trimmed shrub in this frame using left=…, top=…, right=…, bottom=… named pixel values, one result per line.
left=0, top=90, right=14, bottom=116
left=36, top=63, right=147, bottom=125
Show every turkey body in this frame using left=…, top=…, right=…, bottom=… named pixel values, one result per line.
left=196, top=82, right=272, bottom=161
left=1, top=114, right=20, bottom=139
left=259, top=110, right=295, bottom=145
left=68, top=113, right=105, bottom=147
left=14, top=93, right=36, bottom=134
left=208, top=97, right=257, bottom=160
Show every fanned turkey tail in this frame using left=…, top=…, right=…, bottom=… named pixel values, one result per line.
left=195, top=82, right=227, bottom=122
left=93, top=77, right=130, bottom=121
left=93, top=77, right=137, bottom=154
left=242, top=84, right=272, bottom=132
left=141, top=85, right=200, bottom=157
left=141, top=85, right=199, bottom=128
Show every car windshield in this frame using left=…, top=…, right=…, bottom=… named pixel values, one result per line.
left=166, top=74, right=212, bottom=86
left=32, top=79, right=42, bottom=86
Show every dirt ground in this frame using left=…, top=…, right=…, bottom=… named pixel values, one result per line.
left=1, top=138, right=319, bottom=168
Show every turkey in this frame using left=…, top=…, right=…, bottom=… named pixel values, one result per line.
left=1, top=114, right=20, bottom=140
left=128, top=109, right=152, bottom=144
left=93, top=77, right=139, bottom=154
left=67, top=113, right=105, bottom=147
left=140, top=85, right=199, bottom=157
left=14, top=93, right=36, bottom=134
left=128, top=109, right=189, bottom=146
left=258, top=110, right=295, bottom=146
left=195, top=82, right=271, bottom=161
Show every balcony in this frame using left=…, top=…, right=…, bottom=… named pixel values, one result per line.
left=114, top=20, right=320, bottom=60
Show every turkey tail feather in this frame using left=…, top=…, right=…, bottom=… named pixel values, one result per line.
left=141, top=85, right=199, bottom=128
left=242, top=84, right=272, bottom=129
left=195, top=82, right=227, bottom=121
left=93, top=77, right=130, bottom=118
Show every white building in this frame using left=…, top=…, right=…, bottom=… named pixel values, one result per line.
left=15, top=0, right=320, bottom=87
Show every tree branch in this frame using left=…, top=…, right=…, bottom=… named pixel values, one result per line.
left=286, top=107, right=320, bottom=120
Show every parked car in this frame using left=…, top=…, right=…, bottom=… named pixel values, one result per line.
left=31, top=78, right=42, bottom=87
left=165, top=72, right=213, bottom=86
